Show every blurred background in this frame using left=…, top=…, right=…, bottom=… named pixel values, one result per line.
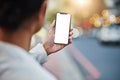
left=31, top=0, right=120, bottom=80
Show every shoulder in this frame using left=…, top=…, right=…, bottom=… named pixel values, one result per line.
left=0, top=51, right=56, bottom=80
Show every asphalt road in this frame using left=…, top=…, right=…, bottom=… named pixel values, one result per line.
left=73, top=36, right=120, bottom=80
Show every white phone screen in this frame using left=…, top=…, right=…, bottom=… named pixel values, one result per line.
left=54, top=13, right=71, bottom=44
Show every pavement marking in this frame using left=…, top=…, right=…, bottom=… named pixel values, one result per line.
left=68, top=44, right=101, bottom=79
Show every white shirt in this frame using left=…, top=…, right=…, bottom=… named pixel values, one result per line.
left=29, top=44, right=47, bottom=64
left=0, top=42, right=56, bottom=80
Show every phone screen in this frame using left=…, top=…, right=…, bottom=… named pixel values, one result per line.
left=54, top=13, right=71, bottom=44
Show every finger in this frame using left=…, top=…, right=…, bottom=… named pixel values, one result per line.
left=68, top=35, right=73, bottom=43
left=70, top=28, right=73, bottom=31
left=69, top=31, right=73, bottom=36
left=50, top=20, right=55, bottom=30
left=70, top=25, right=73, bottom=30
left=68, top=38, right=72, bottom=44
left=69, top=26, right=73, bottom=33
left=69, top=28, right=73, bottom=37
left=69, top=39, right=72, bottom=44
left=69, top=36, right=73, bottom=40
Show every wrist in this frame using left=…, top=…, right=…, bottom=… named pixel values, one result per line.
left=43, top=43, right=50, bottom=55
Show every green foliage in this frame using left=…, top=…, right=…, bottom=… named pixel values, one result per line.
left=46, top=8, right=60, bottom=24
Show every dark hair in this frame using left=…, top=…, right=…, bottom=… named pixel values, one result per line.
left=0, top=0, right=45, bottom=32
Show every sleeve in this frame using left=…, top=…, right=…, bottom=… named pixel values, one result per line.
left=29, top=43, right=48, bottom=64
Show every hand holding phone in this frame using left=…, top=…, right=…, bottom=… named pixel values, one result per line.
left=43, top=19, right=73, bottom=55
left=54, top=13, right=71, bottom=44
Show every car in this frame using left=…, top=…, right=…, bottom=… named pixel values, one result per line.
left=97, top=24, right=120, bottom=44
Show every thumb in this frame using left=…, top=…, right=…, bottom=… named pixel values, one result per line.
left=50, top=20, right=55, bottom=30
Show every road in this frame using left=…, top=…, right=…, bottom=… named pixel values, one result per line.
left=72, top=36, right=120, bottom=80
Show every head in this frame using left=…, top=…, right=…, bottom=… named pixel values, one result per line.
left=0, top=0, right=47, bottom=34
left=0, top=0, right=47, bottom=50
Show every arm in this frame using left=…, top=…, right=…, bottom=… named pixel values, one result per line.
left=29, top=43, right=48, bottom=64
left=29, top=20, right=73, bottom=64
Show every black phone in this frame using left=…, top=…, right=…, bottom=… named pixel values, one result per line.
left=54, top=12, right=71, bottom=44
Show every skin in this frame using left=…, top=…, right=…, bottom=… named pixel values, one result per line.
left=0, top=1, right=73, bottom=55
left=43, top=20, right=73, bottom=55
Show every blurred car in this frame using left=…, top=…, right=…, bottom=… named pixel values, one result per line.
left=97, top=24, right=120, bottom=44
left=73, top=28, right=80, bottom=38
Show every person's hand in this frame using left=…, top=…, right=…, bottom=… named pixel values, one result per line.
left=43, top=20, right=73, bottom=55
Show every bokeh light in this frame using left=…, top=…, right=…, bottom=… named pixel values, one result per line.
left=76, top=0, right=92, bottom=7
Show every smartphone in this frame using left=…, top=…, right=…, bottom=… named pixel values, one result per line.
left=54, top=13, right=71, bottom=44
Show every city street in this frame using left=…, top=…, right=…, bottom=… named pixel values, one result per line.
left=72, top=35, right=120, bottom=80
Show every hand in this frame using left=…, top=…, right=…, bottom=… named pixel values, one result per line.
left=43, top=20, right=73, bottom=55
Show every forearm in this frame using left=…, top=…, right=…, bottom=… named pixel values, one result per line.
left=29, top=43, right=48, bottom=64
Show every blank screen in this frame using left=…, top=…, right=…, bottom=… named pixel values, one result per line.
left=54, top=13, right=71, bottom=44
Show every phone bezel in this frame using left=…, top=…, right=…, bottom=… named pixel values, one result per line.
left=54, top=12, right=71, bottom=44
